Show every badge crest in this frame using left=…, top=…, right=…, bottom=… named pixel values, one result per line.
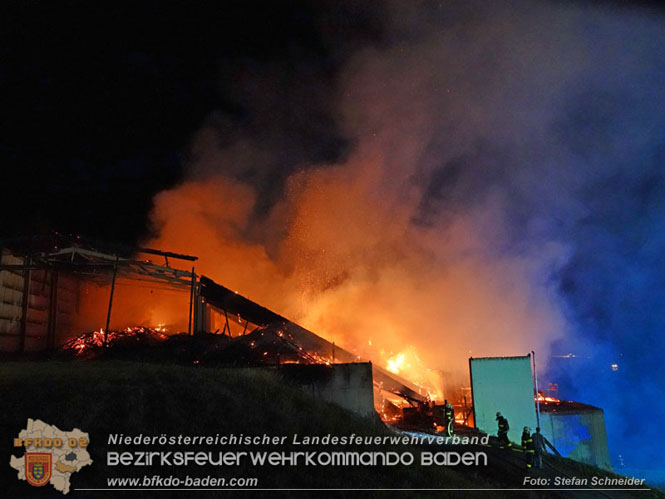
left=25, top=453, right=52, bottom=487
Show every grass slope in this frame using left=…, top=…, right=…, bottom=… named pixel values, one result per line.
left=0, top=361, right=661, bottom=499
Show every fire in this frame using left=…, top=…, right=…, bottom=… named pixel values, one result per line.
left=536, top=392, right=561, bottom=403
left=387, top=353, right=406, bottom=374
left=69, top=329, right=106, bottom=355
left=150, top=174, right=564, bottom=405
left=62, top=326, right=169, bottom=356
left=75, top=280, right=190, bottom=334
left=384, top=347, right=443, bottom=401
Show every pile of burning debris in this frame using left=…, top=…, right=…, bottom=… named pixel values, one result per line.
left=59, top=323, right=333, bottom=366
left=60, top=326, right=169, bottom=359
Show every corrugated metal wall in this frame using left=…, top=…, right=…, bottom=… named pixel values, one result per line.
left=53, top=273, right=78, bottom=346
left=24, top=268, right=49, bottom=351
left=0, top=251, right=25, bottom=351
left=0, top=250, right=79, bottom=352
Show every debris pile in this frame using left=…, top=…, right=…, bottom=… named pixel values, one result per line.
left=58, top=323, right=332, bottom=366
left=60, top=327, right=168, bottom=359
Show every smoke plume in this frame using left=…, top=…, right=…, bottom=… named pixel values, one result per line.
left=147, top=0, right=665, bottom=479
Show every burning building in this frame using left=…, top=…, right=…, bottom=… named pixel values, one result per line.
left=0, top=237, right=613, bottom=464
left=0, top=239, right=196, bottom=352
left=0, top=237, right=430, bottom=418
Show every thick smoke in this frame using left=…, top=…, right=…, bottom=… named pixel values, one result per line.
left=148, top=0, right=665, bottom=479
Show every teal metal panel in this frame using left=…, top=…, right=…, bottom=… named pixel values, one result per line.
left=470, top=355, right=537, bottom=443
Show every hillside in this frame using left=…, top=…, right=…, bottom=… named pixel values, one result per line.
left=0, top=360, right=661, bottom=498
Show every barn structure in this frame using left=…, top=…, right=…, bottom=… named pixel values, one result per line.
left=0, top=237, right=427, bottom=417
left=1, top=237, right=613, bottom=456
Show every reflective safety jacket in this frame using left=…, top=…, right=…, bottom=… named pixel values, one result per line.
left=522, top=432, right=534, bottom=453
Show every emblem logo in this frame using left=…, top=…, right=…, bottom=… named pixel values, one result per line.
left=25, top=453, right=52, bottom=487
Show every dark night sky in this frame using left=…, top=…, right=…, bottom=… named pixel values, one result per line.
left=1, top=0, right=380, bottom=243
left=1, top=0, right=660, bottom=243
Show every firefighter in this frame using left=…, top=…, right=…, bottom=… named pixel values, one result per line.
left=444, top=400, right=454, bottom=437
left=531, top=427, right=557, bottom=469
left=496, top=412, right=511, bottom=449
left=521, top=426, right=535, bottom=469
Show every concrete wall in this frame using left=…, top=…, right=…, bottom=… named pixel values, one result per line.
left=279, top=362, right=376, bottom=418
left=541, top=409, right=612, bottom=471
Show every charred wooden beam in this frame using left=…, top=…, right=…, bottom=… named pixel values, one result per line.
left=135, top=247, right=198, bottom=262
left=46, top=270, right=58, bottom=350
left=199, top=275, right=428, bottom=402
left=188, top=267, right=195, bottom=336
left=18, top=258, right=31, bottom=353
left=104, top=256, right=119, bottom=343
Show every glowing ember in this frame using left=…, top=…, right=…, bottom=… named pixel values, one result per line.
left=62, top=326, right=168, bottom=356
left=69, top=329, right=106, bottom=355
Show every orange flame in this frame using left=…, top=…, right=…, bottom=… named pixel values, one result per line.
left=386, top=353, right=406, bottom=374
left=536, top=392, right=561, bottom=403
